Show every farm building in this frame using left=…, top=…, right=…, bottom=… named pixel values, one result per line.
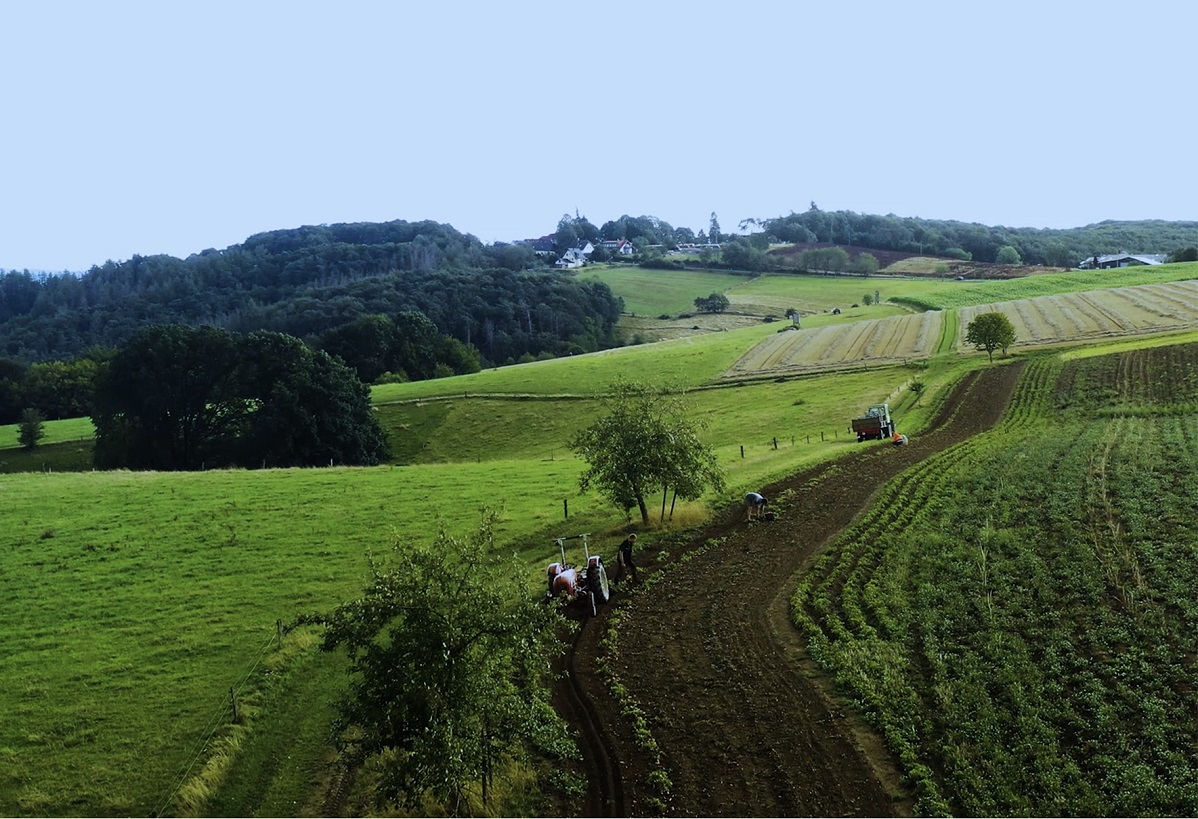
left=1079, top=253, right=1167, bottom=269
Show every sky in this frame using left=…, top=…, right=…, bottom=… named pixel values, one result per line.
left=3, top=0, right=1196, bottom=272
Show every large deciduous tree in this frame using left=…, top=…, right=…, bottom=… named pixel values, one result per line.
left=965, top=311, right=1017, bottom=362
left=694, top=292, right=731, bottom=313
left=569, top=379, right=725, bottom=525
left=92, top=324, right=388, bottom=470
left=316, top=510, right=572, bottom=811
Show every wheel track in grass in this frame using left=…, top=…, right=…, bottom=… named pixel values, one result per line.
left=558, top=362, right=1026, bottom=816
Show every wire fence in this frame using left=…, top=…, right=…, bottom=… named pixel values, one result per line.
left=152, top=623, right=283, bottom=817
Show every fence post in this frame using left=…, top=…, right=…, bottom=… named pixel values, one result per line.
left=820, top=431, right=824, bottom=442
left=277, top=619, right=283, bottom=650
left=740, top=445, right=745, bottom=458
left=563, top=499, right=569, bottom=519
left=772, top=437, right=778, bottom=450
left=230, top=687, right=239, bottom=723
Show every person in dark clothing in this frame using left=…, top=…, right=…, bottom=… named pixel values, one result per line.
left=615, top=533, right=639, bottom=583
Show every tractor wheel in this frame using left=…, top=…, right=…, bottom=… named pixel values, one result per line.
left=590, top=563, right=611, bottom=605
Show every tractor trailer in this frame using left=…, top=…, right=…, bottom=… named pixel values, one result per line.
left=851, top=403, right=895, bottom=442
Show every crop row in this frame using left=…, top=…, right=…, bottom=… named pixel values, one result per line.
left=793, top=344, right=1198, bottom=815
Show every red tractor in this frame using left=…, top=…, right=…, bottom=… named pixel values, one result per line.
left=544, top=533, right=611, bottom=616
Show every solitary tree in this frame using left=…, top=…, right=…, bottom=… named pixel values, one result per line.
left=317, top=510, right=571, bottom=811
left=965, top=312, right=1017, bottom=362
left=570, top=379, right=725, bottom=525
left=910, top=379, right=926, bottom=407
left=853, top=253, right=880, bottom=276
left=694, top=292, right=730, bottom=313
left=18, top=408, right=44, bottom=450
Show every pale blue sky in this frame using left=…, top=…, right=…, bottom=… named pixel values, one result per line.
left=3, top=0, right=1196, bottom=272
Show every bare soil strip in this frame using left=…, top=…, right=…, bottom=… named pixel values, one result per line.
left=561, top=363, right=1025, bottom=816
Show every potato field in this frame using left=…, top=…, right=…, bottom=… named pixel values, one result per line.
left=793, top=342, right=1198, bottom=815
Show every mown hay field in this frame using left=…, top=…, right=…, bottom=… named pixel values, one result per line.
left=957, top=280, right=1198, bottom=350
left=723, top=311, right=946, bottom=378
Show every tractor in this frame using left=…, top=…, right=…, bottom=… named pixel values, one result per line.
left=544, top=533, right=611, bottom=617
left=851, top=402, right=895, bottom=442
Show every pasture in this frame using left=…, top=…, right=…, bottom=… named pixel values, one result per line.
left=4, top=260, right=1198, bottom=815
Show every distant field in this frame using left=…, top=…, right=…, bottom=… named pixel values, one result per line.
left=957, top=280, right=1198, bottom=351
left=909, top=261, right=1198, bottom=310
left=724, top=311, right=946, bottom=378
left=575, top=265, right=749, bottom=316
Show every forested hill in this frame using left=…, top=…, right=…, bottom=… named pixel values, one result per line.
left=0, top=220, right=623, bottom=364
left=758, top=212, right=1198, bottom=266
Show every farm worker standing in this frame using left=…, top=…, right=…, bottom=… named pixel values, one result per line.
left=744, top=492, right=768, bottom=521
left=615, top=533, right=640, bottom=584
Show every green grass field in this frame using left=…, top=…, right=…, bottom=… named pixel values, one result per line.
left=4, top=261, right=1198, bottom=814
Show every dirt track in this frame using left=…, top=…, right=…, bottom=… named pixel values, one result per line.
left=558, top=362, right=1025, bottom=817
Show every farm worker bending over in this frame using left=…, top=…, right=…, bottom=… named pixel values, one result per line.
left=892, top=431, right=908, bottom=446
left=744, top=492, right=768, bottom=521
left=615, top=533, right=640, bottom=584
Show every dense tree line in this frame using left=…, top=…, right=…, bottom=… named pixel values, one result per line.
left=0, top=219, right=624, bottom=365
left=758, top=204, right=1197, bottom=266
left=92, top=325, right=387, bottom=470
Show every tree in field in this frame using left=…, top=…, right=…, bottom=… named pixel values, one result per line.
left=995, top=245, right=1022, bottom=265
left=853, top=252, right=880, bottom=276
left=93, top=325, right=244, bottom=470
left=93, top=324, right=388, bottom=470
left=317, top=510, right=571, bottom=811
left=694, top=292, right=731, bottom=313
left=720, top=238, right=767, bottom=271
left=709, top=212, right=721, bottom=244
left=569, top=379, right=725, bottom=525
left=965, top=312, right=1017, bottom=362
left=910, top=379, right=926, bottom=407
left=18, top=408, right=44, bottom=450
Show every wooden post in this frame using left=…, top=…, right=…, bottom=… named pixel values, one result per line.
left=821, top=431, right=824, bottom=442
left=772, top=437, right=778, bottom=450
left=740, top=445, right=745, bottom=458
left=563, top=499, right=569, bottom=519
left=230, top=687, right=239, bottom=723
left=277, top=619, right=283, bottom=650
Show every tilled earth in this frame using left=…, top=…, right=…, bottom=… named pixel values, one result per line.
left=558, top=362, right=1025, bottom=817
